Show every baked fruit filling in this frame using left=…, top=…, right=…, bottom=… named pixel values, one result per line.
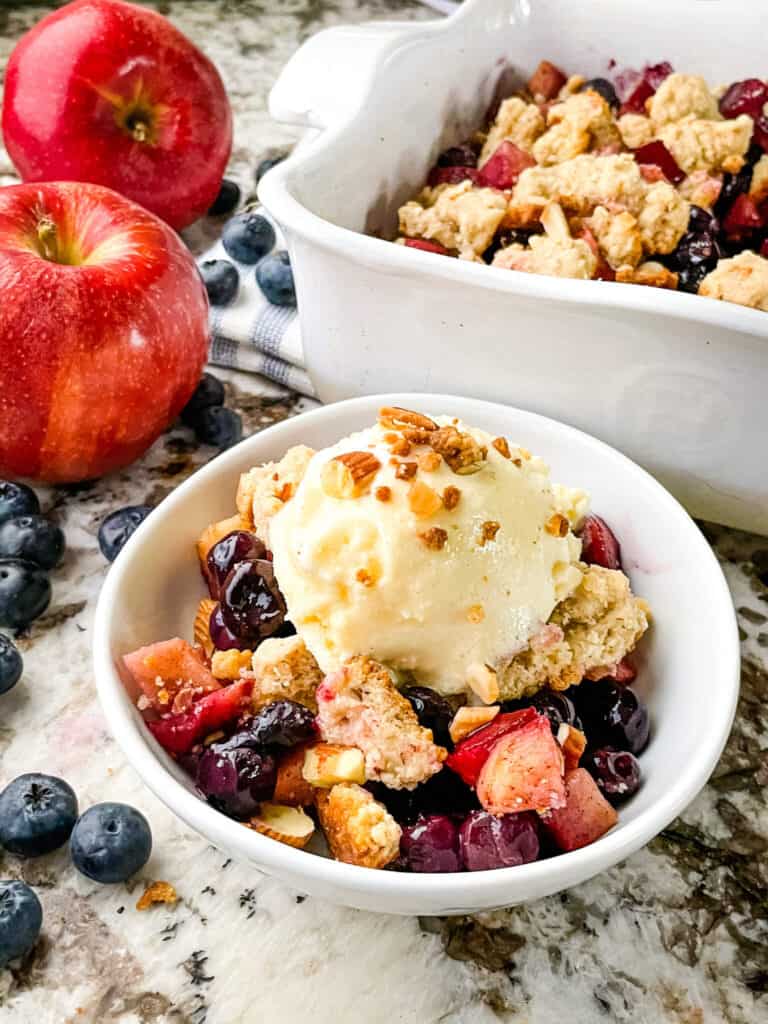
left=394, top=60, right=768, bottom=311
left=123, top=407, right=652, bottom=872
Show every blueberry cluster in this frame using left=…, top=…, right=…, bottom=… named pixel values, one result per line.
left=0, top=773, right=152, bottom=967
left=382, top=677, right=648, bottom=874
left=0, top=482, right=67, bottom=686
left=200, top=157, right=296, bottom=313
left=181, top=372, right=243, bottom=451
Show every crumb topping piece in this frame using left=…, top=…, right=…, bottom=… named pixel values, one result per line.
left=418, top=526, right=448, bottom=551
left=478, top=520, right=501, bottom=546
left=442, top=485, right=461, bottom=510
left=315, top=783, right=402, bottom=868
left=430, top=424, right=488, bottom=475
left=492, top=436, right=511, bottom=459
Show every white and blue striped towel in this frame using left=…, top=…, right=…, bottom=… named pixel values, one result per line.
left=197, top=212, right=315, bottom=397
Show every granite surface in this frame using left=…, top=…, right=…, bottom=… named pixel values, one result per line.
left=0, top=3, right=767, bottom=1023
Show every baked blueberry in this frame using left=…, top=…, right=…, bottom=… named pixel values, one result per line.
left=0, top=481, right=39, bottom=526
left=584, top=747, right=641, bottom=802
left=200, top=259, right=239, bottom=306
left=255, top=251, right=296, bottom=307
left=0, top=880, right=42, bottom=968
left=197, top=744, right=276, bottom=820
left=0, top=635, right=22, bottom=694
left=222, top=212, right=276, bottom=264
left=0, top=559, right=51, bottom=629
left=219, top=558, right=286, bottom=641
left=0, top=515, right=65, bottom=570
left=459, top=810, right=539, bottom=870
left=194, top=406, right=243, bottom=449
left=572, top=679, right=650, bottom=754
left=0, top=773, right=78, bottom=857
left=436, top=144, right=478, bottom=168
left=400, top=814, right=462, bottom=872
left=243, top=700, right=316, bottom=748
left=402, top=686, right=453, bottom=748
left=70, top=803, right=152, bottom=883
left=180, top=372, right=226, bottom=426
left=98, top=506, right=153, bottom=562
left=581, top=77, right=619, bottom=109
left=207, top=178, right=241, bottom=216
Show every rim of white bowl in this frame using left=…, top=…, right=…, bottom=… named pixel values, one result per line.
left=93, top=394, right=741, bottom=903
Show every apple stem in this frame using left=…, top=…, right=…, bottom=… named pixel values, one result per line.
left=36, top=218, right=59, bottom=262
left=131, top=121, right=149, bottom=143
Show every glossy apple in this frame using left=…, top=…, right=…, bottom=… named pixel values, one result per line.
left=2, top=0, right=232, bottom=231
left=0, top=181, right=209, bottom=482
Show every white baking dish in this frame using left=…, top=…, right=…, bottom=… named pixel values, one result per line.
left=259, top=0, right=768, bottom=535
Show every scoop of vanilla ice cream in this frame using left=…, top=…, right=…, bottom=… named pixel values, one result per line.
left=269, top=417, right=588, bottom=696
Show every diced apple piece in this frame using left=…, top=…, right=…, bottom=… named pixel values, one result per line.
left=527, top=60, right=567, bottom=101
left=273, top=744, right=316, bottom=806
left=446, top=707, right=538, bottom=787
left=302, top=743, right=366, bottom=788
left=540, top=768, right=618, bottom=851
left=147, top=678, right=253, bottom=754
left=123, top=637, right=220, bottom=708
left=476, top=712, right=566, bottom=814
left=556, top=723, right=587, bottom=772
left=478, top=141, right=536, bottom=190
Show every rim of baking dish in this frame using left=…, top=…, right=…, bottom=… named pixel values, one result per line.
left=93, top=394, right=741, bottom=907
left=258, top=0, right=768, bottom=344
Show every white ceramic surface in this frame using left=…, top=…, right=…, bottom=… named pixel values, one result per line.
left=259, top=0, right=768, bottom=536
left=94, top=394, right=740, bottom=916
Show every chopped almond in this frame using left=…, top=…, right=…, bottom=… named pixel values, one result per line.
left=466, top=662, right=500, bottom=704
left=479, top=521, right=501, bottom=546
left=449, top=705, right=500, bottom=743
left=249, top=803, right=315, bottom=848
left=273, top=744, right=316, bottom=806
left=557, top=723, right=587, bottom=771
left=302, top=743, right=366, bottom=787
left=193, top=599, right=216, bottom=658
left=379, top=406, right=437, bottom=432
left=442, top=485, right=461, bottom=510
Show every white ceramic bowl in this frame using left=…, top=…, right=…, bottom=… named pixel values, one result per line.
left=259, top=0, right=768, bottom=535
left=94, top=395, right=739, bottom=915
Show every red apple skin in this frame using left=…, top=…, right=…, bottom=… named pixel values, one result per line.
left=0, top=181, right=209, bottom=483
left=2, top=0, right=232, bottom=231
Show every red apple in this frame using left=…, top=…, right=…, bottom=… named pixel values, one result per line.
left=2, top=0, right=232, bottom=230
left=0, top=181, right=209, bottom=482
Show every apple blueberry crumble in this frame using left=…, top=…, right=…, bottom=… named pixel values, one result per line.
left=395, top=60, right=768, bottom=310
left=123, top=407, right=651, bottom=872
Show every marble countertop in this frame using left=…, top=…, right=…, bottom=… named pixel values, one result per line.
left=1, top=3, right=767, bottom=1023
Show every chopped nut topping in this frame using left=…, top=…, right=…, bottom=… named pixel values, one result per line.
left=430, top=425, right=488, bottom=475
left=375, top=486, right=392, bottom=502
left=442, top=485, right=461, bottom=510
left=356, top=567, right=379, bottom=587
left=545, top=512, right=570, bottom=537
left=418, top=527, right=448, bottom=550
left=401, top=427, right=435, bottom=445
left=379, top=406, right=437, bottom=432
left=389, top=437, right=412, bottom=457
left=136, top=881, right=178, bottom=911
left=466, top=603, right=485, bottom=623
left=394, top=460, right=418, bottom=481
left=512, top=457, right=523, bottom=467
left=408, top=480, right=443, bottom=518
left=449, top=705, right=500, bottom=743
left=467, top=663, right=500, bottom=704
left=492, top=436, right=511, bottom=459
left=321, top=451, right=381, bottom=498
left=383, top=432, right=399, bottom=444
left=479, top=521, right=501, bottom=546
left=418, top=451, right=442, bottom=472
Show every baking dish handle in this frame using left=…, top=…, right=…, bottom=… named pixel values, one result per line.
left=269, top=22, right=415, bottom=131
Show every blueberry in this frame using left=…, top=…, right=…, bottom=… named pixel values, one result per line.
left=241, top=700, right=316, bottom=748
left=98, top=506, right=153, bottom=562
left=459, top=810, right=539, bottom=870
left=222, top=212, right=276, bottom=264
left=436, top=144, right=478, bottom=168
left=0, top=880, right=42, bottom=967
left=400, top=814, right=462, bottom=872
left=668, top=231, right=720, bottom=272
left=255, top=152, right=288, bottom=183
left=0, top=635, right=22, bottom=694
left=483, top=228, right=537, bottom=264
left=581, top=77, right=619, bottom=109
left=677, top=261, right=711, bottom=295
left=208, top=603, right=248, bottom=651
left=715, top=165, right=753, bottom=218
left=194, top=406, right=243, bottom=449
left=255, top=251, right=296, bottom=307
left=688, top=205, right=719, bottom=235
left=402, top=686, right=454, bottom=749
left=205, top=530, right=267, bottom=600
left=200, top=259, right=239, bottom=306
left=368, top=770, right=478, bottom=826
left=0, top=481, right=39, bottom=526
left=0, top=773, right=78, bottom=857
left=503, top=689, right=581, bottom=735
left=220, top=558, right=286, bottom=642
left=572, top=679, right=650, bottom=754
left=584, top=747, right=641, bottom=802
left=70, top=803, right=152, bottom=883
left=196, top=744, right=276, bottom=820
left=207, top=178, right=241, bottom=216
left=180, top=372, right=226, bottom=426
left=0, top=515, right=64, bottom=570
left=0, top=559, right=51, bottom=629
